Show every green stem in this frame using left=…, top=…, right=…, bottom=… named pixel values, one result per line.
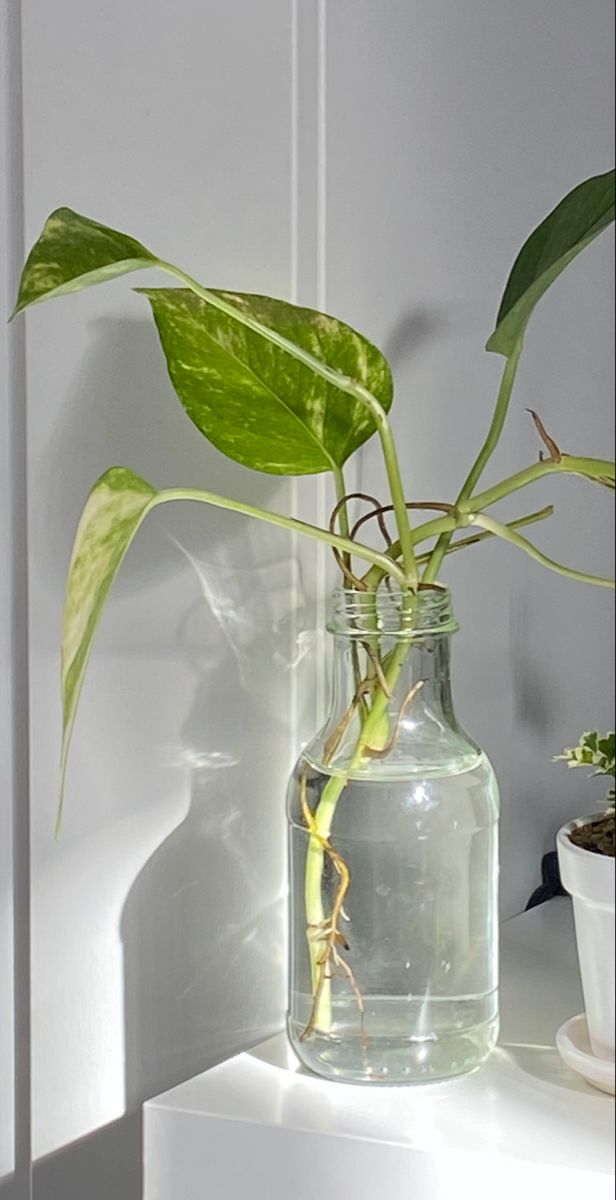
left=369, top=506, right=554, bottom=579
left=333, top=466, right=351, bottom=541
left=157, top=261, right=419, bottom=587
left=415, top=505, right=554, bottom=564
left=333, top=467, right=371, bottom=717
left=462, top=455, right=616, bottom=513
left=155, top=487, right=409, bottom=586
left=304, top=635, right=412, bottom=1030
left=364, top=452, right=614, bottom=589
left=424, top=342, right=523, bottom=582
left=471, top=514, right=615, bottom=588
left=460, top=342, right=524, bottom=499
left=304, top=774, right=344, bottom=1028
left=379, top=419, right=418, bottom=586
left=362, top=515, right=460, bottom=592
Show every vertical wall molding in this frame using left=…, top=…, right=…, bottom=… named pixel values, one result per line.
left=290, top=0, right=330, bottom=730
left=1, top=0, right=32, bottom=1196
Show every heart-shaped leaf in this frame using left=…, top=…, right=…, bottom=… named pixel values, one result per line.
left=16, top=209, right=394, bottom=476
left=488, top=170, right=615, bottom=357
left=13, top=207, right=157, bottom=316
left=139, top=288, right=393, bottom=474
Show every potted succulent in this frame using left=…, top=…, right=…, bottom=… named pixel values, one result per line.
left=14, top=171, right=615, bottom=1085
left=556, top=732, right=615, bottom=1072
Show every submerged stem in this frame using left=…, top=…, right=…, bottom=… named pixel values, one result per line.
left=302, top=631, right=419, bottom=1036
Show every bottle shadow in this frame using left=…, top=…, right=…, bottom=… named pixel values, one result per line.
left=120, top=549, right=311, bottom=1110
left=31, top=314, right=308, bottom=1198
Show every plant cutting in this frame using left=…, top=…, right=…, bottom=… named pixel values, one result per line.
left=556, top=732, right=615, bottom=1075
left=14, top=170, right=616, bottom=1085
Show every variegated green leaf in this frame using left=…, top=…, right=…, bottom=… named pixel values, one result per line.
left=15, top=209, right=394, bottom=475
left=488, top=170, right=615, bottom=357
left=60, top=468, right=157, bottom=829
left=139, top=288, right=393, bottom=475
left=554, top=731, right=616, bottom=811
left=13, top=208, right=157, bottom=316
left=555, top=731, right=615, bottom=775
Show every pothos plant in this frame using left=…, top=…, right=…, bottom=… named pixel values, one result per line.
left=14, top=170, right=616, bottom=1034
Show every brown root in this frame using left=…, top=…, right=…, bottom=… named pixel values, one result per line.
left=351, top=500, right=455, bottom=541
left=329, top=491, right=392, bottom=591
left=322, top=672, right=382, bottom=765
left=362, top=643, right=392, bottom=698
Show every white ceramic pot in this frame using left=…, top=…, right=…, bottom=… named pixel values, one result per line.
left=557, top=816, right=616, bottom=1062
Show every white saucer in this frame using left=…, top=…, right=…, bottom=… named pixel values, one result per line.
left=556, top=1014, right=615, bottom=1096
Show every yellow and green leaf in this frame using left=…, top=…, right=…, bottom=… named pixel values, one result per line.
left=59, top=468, right=157, bottom=831
left=13, top=208, right=157, bottom=315
left=140, top=287, right=393, bottom=474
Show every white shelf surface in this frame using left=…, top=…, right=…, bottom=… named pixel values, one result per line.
left=144, top=900, right=614, bottom=1199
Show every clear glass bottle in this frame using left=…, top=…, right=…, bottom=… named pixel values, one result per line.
left=287, top=586, right=499, bottom=1084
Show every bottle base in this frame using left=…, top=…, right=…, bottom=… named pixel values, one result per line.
left=287, top=997, right=499, bottom=1086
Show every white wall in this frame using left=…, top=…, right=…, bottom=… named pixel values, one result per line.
left=7, top=2, right=615, bottom=1197
left=324, top=0, right=615, bottom=914
left=22, top=2, right=319, bottom=1197
left=0, top=13, right=16, bottom=1178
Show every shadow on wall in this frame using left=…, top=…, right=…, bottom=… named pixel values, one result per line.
left=35, top=554, right=302, bottom=1200
left=32, top=1114, right=142, bottom=1200
left=382, top=306, right=452, bottom=372
left=32, top=315, right=286, bottom=600
left=32, top=318, right=308, bottom=1199
left=121, top=548, right=309, bottom=1108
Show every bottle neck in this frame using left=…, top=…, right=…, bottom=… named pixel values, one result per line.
left=329, top=631, right=456, bottom=727
left=305, top=587, right=476, bottom=776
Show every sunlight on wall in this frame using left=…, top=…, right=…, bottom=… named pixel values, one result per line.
left=32, top=536, right=301, bottom=1158
left=32, top=729, right=189, bottom=1156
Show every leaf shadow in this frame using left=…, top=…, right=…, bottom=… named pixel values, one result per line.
left=30, top=313, right=303, bottom=1177
left=119, top=545, right=311, bottom=1108
left=31, top=315, right=282, bottom=603
left=382, top=305, right=452, bottom=370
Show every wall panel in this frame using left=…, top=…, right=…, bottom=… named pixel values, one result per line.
left=324, top=0, right=615, bottom=916
left=20, top=2, right=308, bottom=1196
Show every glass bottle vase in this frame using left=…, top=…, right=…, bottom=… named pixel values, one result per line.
left=287, top=587, right=499, bottom=1084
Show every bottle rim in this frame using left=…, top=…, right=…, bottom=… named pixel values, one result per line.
left=327, top=585, right=459, bottom=639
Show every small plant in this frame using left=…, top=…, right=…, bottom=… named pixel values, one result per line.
left=555, top=732, right=615, bottom=857
left=555, top=732, right=616, bottom=812
left=14, top=169, right=616, bottom=1026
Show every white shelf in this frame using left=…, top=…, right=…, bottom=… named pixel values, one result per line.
left=144, top=901, right=614, bottom=1199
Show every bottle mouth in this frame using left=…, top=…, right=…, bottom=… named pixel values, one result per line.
left=327, top=585, right=458, bottom=639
